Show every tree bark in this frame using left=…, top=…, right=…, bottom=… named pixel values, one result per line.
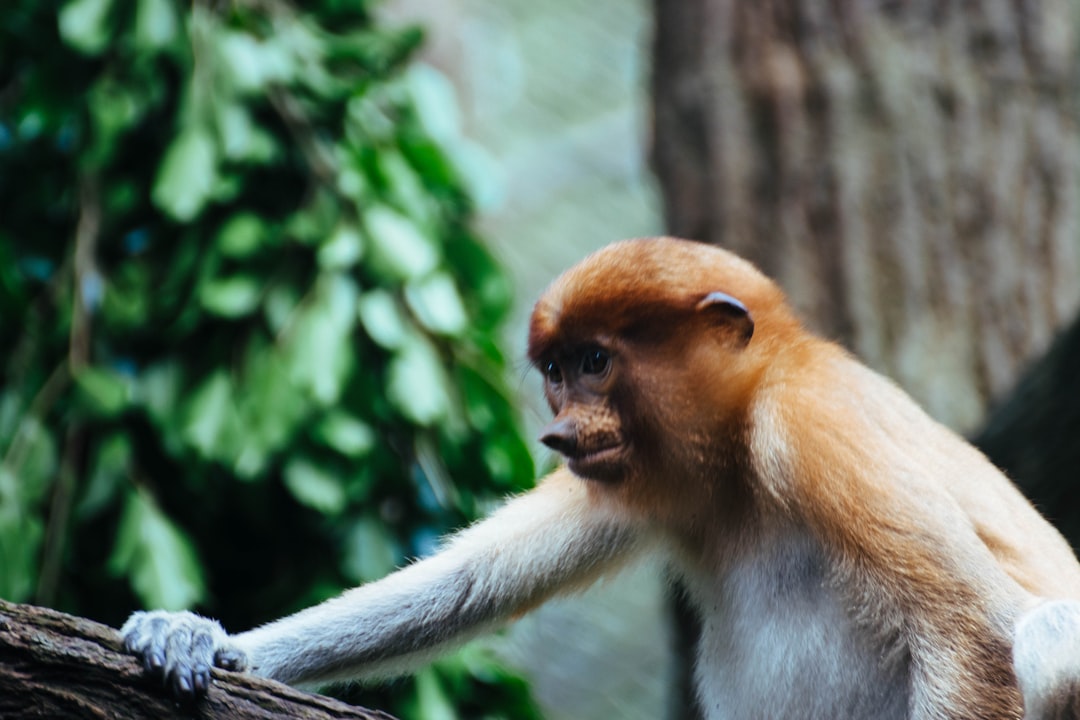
left=652, top=0, right=1080, bottom=432
left=0, top=599, right=393, bottom=720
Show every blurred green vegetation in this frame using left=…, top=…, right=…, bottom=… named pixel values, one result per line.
left=0, top=0, right=540, bottom=716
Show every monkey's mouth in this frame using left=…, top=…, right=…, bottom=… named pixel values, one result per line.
left=566, top=443, right=626, bottom=481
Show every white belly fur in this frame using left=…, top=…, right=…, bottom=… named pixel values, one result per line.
left=680, top=530, right=908, bottom=720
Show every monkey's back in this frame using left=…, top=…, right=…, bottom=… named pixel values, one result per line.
left=831, top=352, right=1080, bottom=602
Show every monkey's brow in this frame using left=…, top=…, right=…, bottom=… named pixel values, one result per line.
left=543, top=339, right=616, bottom=362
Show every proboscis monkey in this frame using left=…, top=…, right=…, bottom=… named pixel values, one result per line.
left=123, top=237, right=1080, bottom=719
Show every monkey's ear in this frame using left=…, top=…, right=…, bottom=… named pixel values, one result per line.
left=696, top=291, right=754, bottom=346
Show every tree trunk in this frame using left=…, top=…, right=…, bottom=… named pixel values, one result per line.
left=0, top=599, right=393, bottom=720
left=652, top=0, right=1080, bottom=432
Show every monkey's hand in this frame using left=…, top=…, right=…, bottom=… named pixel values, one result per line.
left=121, top=610, right=248, bottom=700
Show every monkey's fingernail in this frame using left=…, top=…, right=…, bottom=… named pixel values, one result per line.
left=193, top=668, right=210, bottom=694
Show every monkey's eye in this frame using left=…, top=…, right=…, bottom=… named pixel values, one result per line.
left=580, top=348, right=610, bottom=376
left=544, top=360, right=563, bottom=384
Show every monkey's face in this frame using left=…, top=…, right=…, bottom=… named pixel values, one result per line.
left=537, top=343, right=629, bottom=482
left=527, top=237, right=786, bottom=489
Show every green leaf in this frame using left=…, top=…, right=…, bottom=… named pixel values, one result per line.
left=216, top=213, right=265, bottom=258
left=386, top=336, right=451, bottom=425
left=59, top=0, right=114, bottom=55
left=77, top=434, right=131, bottom=520
left=134, top=0, right=178, bottom=49
left=318, top=224, right=364, bottom=269
left=0, top=415, right=57, bottom=507
left=0, top=459, right=15, bottom=508
left=264, top=284, right=300, bottom=334
left=482, top=444, right=514, bottom=483
left=346, top=96, right=395, bottom=144
left=446, top=140, right=501, bottom=212
left=405, top=272, right=467, bottom=336
left=246, top=128, right=280, bottom=165
left=283, top=458, right=346, bottom=515
left=14, top=422, right=57, bottom=507
left=285, top=190, right=339, bottom=246
left=0, top=392, right=19, bottom=444
left=357, top=289, right=409, bottom=350
left=284, top=274, right=358, bottom=405
left=74, top=366, right=131, bottom=417
left=0, top=482, right=44, bottom=602
left=405, top=64, right=462, bottom=145
left=236, top=343, right=308, bottom=467
left=199, top=275, right=263, bottom=317
left=86, top=78, right=146, bottom=168
left=336, top=166, right=367, bottom=201
left=219, top=32, right=295, bottom=94
left=111, top=491, right=206, bottom=610
left=314, top=411, right=375, bottom=457
left=364, top=205, right=438, bottom=280
left=378, top=150, right=435, bottom=226
left=153, top=128, right=218, bottom=221
left=215, top=103, right=255, bottom=161
left=101, top=264, right=151, bottom=329
left=137, top=360, right=182, bottom=428
left=415, top=668, right=459, bottom=720
left=182, top=371, right=236, bottom=459
left=342, top=518, right=399, bottom=583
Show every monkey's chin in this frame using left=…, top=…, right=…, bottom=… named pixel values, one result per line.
left=566, top=445, right=627, bottom=483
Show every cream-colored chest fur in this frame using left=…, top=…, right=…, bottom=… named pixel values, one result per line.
left=679, top=529, right=908, bottom=720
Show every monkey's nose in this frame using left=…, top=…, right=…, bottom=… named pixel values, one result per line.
left=540, top=419, right=578, bottom=456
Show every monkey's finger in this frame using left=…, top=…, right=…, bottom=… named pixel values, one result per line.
left=192, top=661, right=212, bottom=696
left=215, top=645, right=248, bottom=671
left=139, top=615, right=172, bottom=676
left=163, top=656, right=208, bottom=702
left=161, top=623, right=218, bottom=699
left=120, top=611, right=157, bottom=662
left=167, top=665, right=199, bottom=701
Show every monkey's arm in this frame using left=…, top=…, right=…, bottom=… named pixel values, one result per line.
left=122, top=468, right=645, bottom=697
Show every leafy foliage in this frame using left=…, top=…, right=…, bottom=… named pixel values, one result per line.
left=0, top=0, right=539, bottom=716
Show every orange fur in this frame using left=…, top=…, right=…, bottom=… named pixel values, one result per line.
left=529, top=237, right=1080, bottom=718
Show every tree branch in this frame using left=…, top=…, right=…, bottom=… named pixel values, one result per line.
left=0, top=599, right=396, bottom=720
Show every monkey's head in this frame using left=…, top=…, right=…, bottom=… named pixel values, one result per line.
left=528, top=237, right=796, bottom=490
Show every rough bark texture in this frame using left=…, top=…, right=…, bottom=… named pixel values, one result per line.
left=652, top=0, right=1080, bottom=431
left=0, top=599, right=394, bottom=720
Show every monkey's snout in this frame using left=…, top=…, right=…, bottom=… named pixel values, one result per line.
left=540, top=419, right=578, bottom=456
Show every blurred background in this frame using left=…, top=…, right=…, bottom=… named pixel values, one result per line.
left=2, top=1, right=1078, bottom=718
